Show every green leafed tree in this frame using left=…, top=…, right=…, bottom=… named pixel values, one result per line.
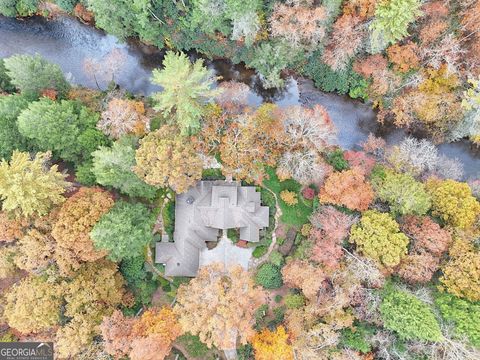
left=85, top=0, right=163, bottom=43
left=373, top=170, right=431, bottom=216
left=0, top=151, right=69, bottom=218
left=17, top=98, right=108, bottom=164
left=380, top=287, right=442, bottom=342
left=3, top=54, right=70, bottom=100
left=151, top=51, right=220, bottom=135
left=435, top=292, right=480, bottom=348
left=91, top=137, right=157, bottom=199
left=0, top=59, right=15, bottom=92
left=255, top=262, right=283, bottom=289
left=0, top=0, right=39, bottom=17
left=91, top=201, right=154, bottom=262
left=369, top=0, right=422, bottom=53
left=0, top=94, right=32, bottom=160
left=248, top=41, right=291, bottom=89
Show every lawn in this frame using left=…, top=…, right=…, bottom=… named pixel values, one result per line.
left=262, top=167, right=313, bottom=227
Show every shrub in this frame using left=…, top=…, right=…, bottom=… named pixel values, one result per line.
left=325, top=149, right=349, bottom=171
left=255, top=263, right=283, bottom=289
left=269, top=250, right=284, bottom=267
left=302, top=187, right=315, bottom=200
left=380, top=287, right=442, bottom=341
left=253, top=245, right=268, bottom=258
left=280, top=190, right=298, bottom=206
left=284, top=293, right=305, bottom=309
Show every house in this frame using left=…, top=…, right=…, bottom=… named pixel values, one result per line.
left=155, top=181, right=270, bottom=277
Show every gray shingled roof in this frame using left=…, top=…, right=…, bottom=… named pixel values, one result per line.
left=155, top=181, right=269, bottom=277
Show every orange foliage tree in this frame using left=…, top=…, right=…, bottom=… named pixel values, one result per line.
left=251, top=326, right=293, bottom=360
left=386, top=42, right=420, bottom=73
left=130, top=307, right=183, bottom=360
left=52, top=187, right=114, bottom=275
left=282, top=260, right=326, bottom=301
left=174, top=263, right=266, bottom=351
left=319, top=168, right=374, bottom=211
left=220, top=104, right=288, bottom=182
left=0, top=212, right=25, bottom=243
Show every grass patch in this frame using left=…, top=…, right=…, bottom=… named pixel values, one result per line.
left=262, top=167, right=313, bottom=227
left=177, top=333, right=213, bottom=358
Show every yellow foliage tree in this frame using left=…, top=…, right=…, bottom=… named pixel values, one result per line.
left=56, top=259, right=126, bottom=358
left=14, top=210, right=57, bottom=274
left=350, top=210, right=409, bottom=267
left=134, top=125, right=203, bottom=193
left=4, top=276, right=63, bottom=333
left=440, top=238, right=480, bottom=302
left=427, top=179, right=480, bottom=229
left=251, top=326, right=294, bottom=360
left=0, top=151, right=69, bottom=218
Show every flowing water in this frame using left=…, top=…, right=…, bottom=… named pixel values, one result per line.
left=1, top=15, right=479, bottom=178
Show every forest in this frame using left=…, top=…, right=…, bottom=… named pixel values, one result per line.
left=0, top=0, right=479, bottom=360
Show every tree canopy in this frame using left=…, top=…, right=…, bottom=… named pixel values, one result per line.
left=0, top=151, right=68, bottom=218
left=151, top=51, right=220, bottom=135
left=91, top=201, right=154, bottom=262
left=3, top=54, right=70, bottom=100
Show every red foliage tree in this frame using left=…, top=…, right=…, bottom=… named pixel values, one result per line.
left=401, top=216, right=452, bottom=256
left=343, top=151, right=376, bottom=174
left=396, top=253, right=439, bottom=284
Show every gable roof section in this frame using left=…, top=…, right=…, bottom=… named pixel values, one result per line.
left=156, top=181, right=269, bottom=276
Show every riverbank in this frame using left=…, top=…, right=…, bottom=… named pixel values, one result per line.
left=1, top=14, right=479, bottom=178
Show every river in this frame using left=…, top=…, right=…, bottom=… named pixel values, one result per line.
left=0, top=14, right=479, bottom=178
